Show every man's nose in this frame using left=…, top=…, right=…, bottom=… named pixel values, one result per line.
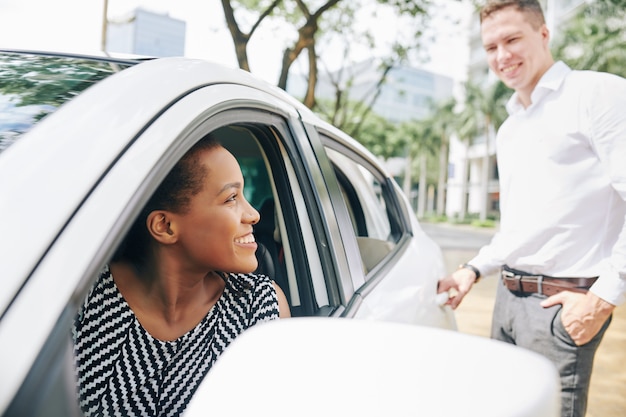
left=497, top=45, right=511, bottom=62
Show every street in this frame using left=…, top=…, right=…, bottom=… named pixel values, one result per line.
left=420, top=222, right=626, bottom=417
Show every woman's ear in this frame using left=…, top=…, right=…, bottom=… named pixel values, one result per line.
left=146, top=211, right=177, bottom=244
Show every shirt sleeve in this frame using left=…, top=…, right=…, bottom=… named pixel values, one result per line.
left=468, top=231, right=507, bottom=278
left=248, top=274, right=280, bottom=325
left=586, top=72, right=626, bottom=306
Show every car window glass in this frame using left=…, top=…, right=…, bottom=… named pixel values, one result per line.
left=0, top=52, right=134, bottom=153
left=325, top=146, right=398, bottom=274
left=214, top=124, right=332, bottom=317
left=3, top=77, right=339, bottom=415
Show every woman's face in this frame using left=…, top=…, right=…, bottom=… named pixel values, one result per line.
left=171, top=146, right=260, bottom=274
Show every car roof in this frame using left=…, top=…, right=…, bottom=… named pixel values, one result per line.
left=0, top=48, right=153, bottom=64
left=0, top=50, right=328, bottom=315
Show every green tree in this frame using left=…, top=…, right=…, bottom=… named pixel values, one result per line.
left=392, top=118, right=438, bottom=218
left=552, top=0, right=626, bottom=77
left=427, top=98, right=456, bottom=216
left=220, top=0, right=430, bottom=109
left=0, top=54, right=128, bottom=151
left=313, top=59, right=395, bottom=137
left=351, top=111, right=399, bottom=160
left=461, top=80, right=509, bottom=221
left=454, top=95, right=481, bottom=221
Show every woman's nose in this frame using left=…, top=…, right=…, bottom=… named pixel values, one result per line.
left=246, top=204, right=260, bottom=225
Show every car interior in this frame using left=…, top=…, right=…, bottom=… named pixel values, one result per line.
left=4, top=119, right=406, bottom=417
left=214, top=123, right=402, bottom=316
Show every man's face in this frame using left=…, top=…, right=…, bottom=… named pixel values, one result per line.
left=481, top=6, right=553, bottom=104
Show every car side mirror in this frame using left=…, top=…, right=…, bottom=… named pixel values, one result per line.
left=185, top=318, right=560, bottom=416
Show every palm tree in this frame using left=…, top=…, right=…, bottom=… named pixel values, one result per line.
left=428, top=98, right=457, bottom=216
left=393, top=118, right=438, bottom=218
left=460, top=81, right=509, bottom=221
left=454, top=100, right=481, bottom=222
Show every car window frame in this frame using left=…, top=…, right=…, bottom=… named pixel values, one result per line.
left=1, top=82, right=342, bottom=414
left=311, top=127, right=417, bottom=317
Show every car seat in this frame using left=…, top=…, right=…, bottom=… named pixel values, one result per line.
left=254, top=198, right=290, bottom=304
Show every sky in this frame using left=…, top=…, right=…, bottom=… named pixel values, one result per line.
left=0, top=0, right=472, bottom=85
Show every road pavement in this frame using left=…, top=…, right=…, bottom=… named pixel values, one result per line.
left=420, top=222, right=626, bottom=417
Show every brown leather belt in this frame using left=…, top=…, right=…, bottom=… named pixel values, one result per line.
left=501, top=266, right=598, bottom=297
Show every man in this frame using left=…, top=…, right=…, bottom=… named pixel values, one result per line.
left=437, top=1, right=626, bottom=416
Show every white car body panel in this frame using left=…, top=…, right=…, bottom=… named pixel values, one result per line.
left=354, top=233, right=454, bottom=328
left=0, top=82, right=299, bottom=399
left=0, top=52, right=470, bottom=414
left=0, top=57, right=310, bottom=312
left=187, top=318, right=560, bottom=417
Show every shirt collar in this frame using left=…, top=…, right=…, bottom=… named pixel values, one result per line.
left=505, top=61, right=572, bottom=114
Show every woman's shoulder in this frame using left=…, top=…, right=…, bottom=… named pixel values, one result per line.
left=74, top=265, right=127, bottom=326
left=222, top=272, right=279, bottom=323
left=225, top=272, right=275, bottom=293
left=85, top=265, right=117, bottom=299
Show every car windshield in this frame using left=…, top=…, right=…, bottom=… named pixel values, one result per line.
left=0, top=52, right=136, bottom=153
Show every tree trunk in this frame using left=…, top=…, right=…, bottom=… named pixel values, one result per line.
left=436, top=138, right=448, bottom=216
left=479, top=118, right=492, bottom=221
left=101, top=0, right=108, bottom=52
left=459, top=143, right=470, bottom=221
left=417, top=154, right=428, bottom=219
left=403, top=152, right=412, bottom=201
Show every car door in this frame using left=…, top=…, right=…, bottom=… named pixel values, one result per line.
left=304, top=125, right=455, bottom=328
left=0, top=77, right=358, bottom=414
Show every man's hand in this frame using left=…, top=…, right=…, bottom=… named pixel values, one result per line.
left=437, top=268, right=478, bottom=310
left=541, top=291, right=615, bottom=345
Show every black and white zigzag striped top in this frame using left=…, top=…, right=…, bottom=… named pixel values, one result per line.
left=72, top=265, right=279, bottom=417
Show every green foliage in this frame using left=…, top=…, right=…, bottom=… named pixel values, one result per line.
left=351, top=112, right=400, bottom=159
left=552, top=0, right=626, bottom=77
left=422, top=213, right=448, bottom=223
left=470, top=218, right=496, bottom=228
left=458, top=80, right=510, bottom=143
left=221, top=0, right=432, bottom=105
left=0, top=53, right=127, bottom=151
left=0, top=54, right=123, bottom=107
left=428, top=97, right=456, bottom=141
left=375, top=0, right=430, bottom=15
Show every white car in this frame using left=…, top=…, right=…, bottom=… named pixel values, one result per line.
left=0, top=50, right=558, bottom=416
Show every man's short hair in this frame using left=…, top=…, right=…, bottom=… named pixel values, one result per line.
left=479, top=0, right=546, bottom=29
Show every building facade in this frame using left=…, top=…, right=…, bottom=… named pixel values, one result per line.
left=106, top=8, right=186, bottom=58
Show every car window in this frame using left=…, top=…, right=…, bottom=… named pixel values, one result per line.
left=211, top=123, right=340, bottom=318
left=323, top=144, right=400, bottom=275
left=2, top=81, right=342, bottom=415
left=0, top=52, right=136, bottom=153
left=6, top=119, right=338, bottom=415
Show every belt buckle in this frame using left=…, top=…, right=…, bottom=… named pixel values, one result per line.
left=536, top=275, right=543, bottom=295
left=502, top=269, right=522, bottom=293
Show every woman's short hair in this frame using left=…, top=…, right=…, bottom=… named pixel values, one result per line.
left=113, top=134, right=221, bottom=265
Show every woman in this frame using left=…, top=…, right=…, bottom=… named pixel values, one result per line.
left=73, top=134, right=290, bottom=417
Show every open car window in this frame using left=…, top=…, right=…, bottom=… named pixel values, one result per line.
left=322, top=141, right=402, bottom=276
left=4, top=103, right=340, bottom=415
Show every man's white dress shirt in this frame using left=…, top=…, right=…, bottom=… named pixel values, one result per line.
left=470, top=61, right=626, bottom=306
